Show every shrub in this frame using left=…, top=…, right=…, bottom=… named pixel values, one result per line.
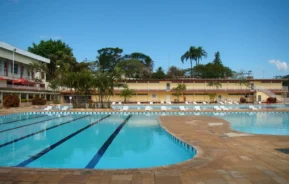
left=32, top=96, right=46, bottom=105
left=53, top=99, right=60, bottom=104
left=267, top=97, right=277, bottom=103
left=240, top=97, right=247, bottom=103
left=3, top=94, right=20, bottom=108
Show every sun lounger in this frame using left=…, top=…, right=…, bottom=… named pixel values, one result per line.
left=227, top=101, right=232, bottom=105
left=44, top=106, right=53, bottom=111
left=167, top=101, right=171, bottom=104
left=160, top=101, right=164, bottom=104
left=118, top=102, right=122, bottom=105
left=194, top=106, right=201, bottom=111
left=150, top=102, right=153, bottom=105
left=258, top=101, right=262, bottom=104
left=193, top=102, right=197, bottom=105
left=185, top=101, right=190, bottom=105
left=145, top=106, right=152, bottom=111
left=161, top=106, right=167, bottom=111
left=219, top=102, right=224, bottom=105
left=179, top=106, right=186, bottom=111
left=111, top=102, right=115, bottom=105
left=234, top=101, right=239, bottom=104
left=213, top=106, right=221, bottom=111
left=203, top=102, right=207, bottom=105
left=137, top=102, right=141, bottom=104
left=120, top=106, right=129, bottom=111
left=249, top=105, right=257, bottom=111
left=61, top=106, right=69, bottom=111
left=220, top=106, right=228, bottom=111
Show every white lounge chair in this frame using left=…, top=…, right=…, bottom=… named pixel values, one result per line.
left=150, top=102, right=153, bottom=105
left=219, top=102, right=224, bottom=105
left=44, top=106, right=52, bottom=111
left=193, top=102, right=197, bottom=105
left=220, top=106, right=228, bottom=111
left=213, top=106, right=221, bottom=111
left=258, top=101, right=262, bottom=104
left=160, top=101, right=164, bottom=104
left=203, top=102, right=207, bottom=105
left=118, top=102, right=122, bottom=105
left=179, top=106, right=186, bottom=111
left=167, top=101, right=171, bottom=104
left=249, top=105, right=257, bottom=111
left=227, top=101, right=232, bottom=105
left=234, top=101, right=239, bottom=104
left=120, top=106, right=129, bottom=111
left=56, top=104, right=61, bottom=110
left=62, top=106, right=69, bottom=111
left=111, top=102, right=115, bottom=105
left=161, top=106, right=167, bottom=111
left=185, top=101, right=190, bottom=105
left=194, top=106, right=201, bottom=111
left=145, top=106, right=152, bottom=111
left=137, top=102, right=141, bottom=105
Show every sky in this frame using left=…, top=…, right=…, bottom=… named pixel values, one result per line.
left=0, top=0, right=289, bottom=78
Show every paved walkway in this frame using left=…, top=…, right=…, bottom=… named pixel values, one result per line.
left=0, top=108, right=288, bottom=183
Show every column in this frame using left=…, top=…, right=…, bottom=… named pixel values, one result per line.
left=19, top=93, right=21, bottom=105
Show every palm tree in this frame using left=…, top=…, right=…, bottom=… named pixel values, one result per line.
left=195, top=47, right=207, bottom=65
left=120, top=85, right=135, bottom=103
left=181, top=46, right=197, bottom=77
left=172, top=84, right=187, bottom=102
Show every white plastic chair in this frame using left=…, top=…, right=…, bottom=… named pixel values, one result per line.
left=249, top=106, right=257, bottom=111
left=145, top=106, right=152, bottom=111
left=203, top=102, right=207, bottom=105
left=121, top=106, right=129, bottom=111
left=219, top=102, right=224, bottom=105
left=185, top=101, right=190, bottom=105
left=220, top=106, right=228, bottom=111
left=150, top=102, right=153, bottom=105
left=61, top=106, right=69, bottom=111
left=137, top=102, right=141, bottom=105
left=179, top=106, right=186, bottom=111
left=44, top=106, right=52, bottom=111
left=213, top=106, right=221, bottom=111
left=160, top=101, right=164, bottom=104
left=167, top=101, right=171, bottom=104
left=111, top=102, right=115, bottom=105
left=118, top=102, right=122, bottom=105
left=194, top=106, right=201, bottom=111
left=227, top=101, right=232, bottom=105
left=161, top=106, right=167, bottom=111
left=193, top=102, right=197, bottom=105
left=234, top=101, right=239, bottom=104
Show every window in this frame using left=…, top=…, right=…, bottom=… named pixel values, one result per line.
left=41, top=72, right=45, bottom=79
left=166, top=83, right=170, bottom=90
left=152, top=94, right=156, bottom=98
left=14, top=64, right=18, bottom=74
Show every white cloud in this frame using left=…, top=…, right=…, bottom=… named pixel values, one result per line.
left=268, top=59, right=289, bottom=71
left=39, top=36, right=63, bottom=40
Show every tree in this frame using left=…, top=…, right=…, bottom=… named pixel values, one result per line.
left=181, top=46, right=197, bottom=77
left=207, top=81, right=222, bottom=89
left=195, top=46, right=207, bottom=65
left=207, top=93, right=217, bottom=103
left=28, top=39, right=77, bottom=81
left=48, top=79, right=60, bottom=101
left=212, top=51, right=222, bottom=65
left=120, top=85, right=135, bottom=103
left=116, top=59, right=145, bottom=78
left=172, top=83, right=187, bottom=102
left=167, top=66, right=185, bottom=78
left=97, top=47, right=123, bottom=72
left=152, top=67, right=166, bottom=79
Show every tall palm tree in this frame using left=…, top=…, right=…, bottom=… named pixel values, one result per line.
left=195, top=46, right=207, bottom=65
left=181, top=46, right=197, bottom=77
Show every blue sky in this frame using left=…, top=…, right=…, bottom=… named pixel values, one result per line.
left=0, top=0, right=288, bottom=78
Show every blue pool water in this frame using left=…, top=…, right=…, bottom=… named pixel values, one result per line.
left=0, top=113, right=195, bottom=169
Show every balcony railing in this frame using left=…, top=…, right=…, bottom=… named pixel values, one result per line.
left=0, top=83, right=52, bottom=91
left=0, top=71, right=32, bottom=80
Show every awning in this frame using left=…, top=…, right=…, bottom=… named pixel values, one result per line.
left=0, top=76, right=7, bottom=80
left=12, top=78, right=35, bottom=85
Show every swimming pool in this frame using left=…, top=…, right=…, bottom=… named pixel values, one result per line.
left=112, top=104, right=289, bottom=110
left=0, top=113, right=195, bottom=169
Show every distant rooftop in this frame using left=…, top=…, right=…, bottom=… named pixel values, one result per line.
left=0, top=41, right=50, bottom=63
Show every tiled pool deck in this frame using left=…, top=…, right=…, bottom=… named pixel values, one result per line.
left=0, top=107, right=289, bottom=183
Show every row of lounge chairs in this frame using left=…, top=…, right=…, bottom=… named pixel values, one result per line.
left=112, top=101, right=240, bottom=105
left=44, top=105, right=70, bottom=111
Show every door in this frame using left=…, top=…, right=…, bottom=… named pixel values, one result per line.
left=166, top=95, right=171, bottom=102
left=258, top=95, right=261, bottom=102
left=218, top=95, right=222, bottom=102
left=166, top=83, right=170, bottom=91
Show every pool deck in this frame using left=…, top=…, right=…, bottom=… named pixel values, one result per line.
left=0, top=107, right=289, bottom=183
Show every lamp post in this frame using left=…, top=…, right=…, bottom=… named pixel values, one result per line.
left=12, top=48, right=16, bottom=79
